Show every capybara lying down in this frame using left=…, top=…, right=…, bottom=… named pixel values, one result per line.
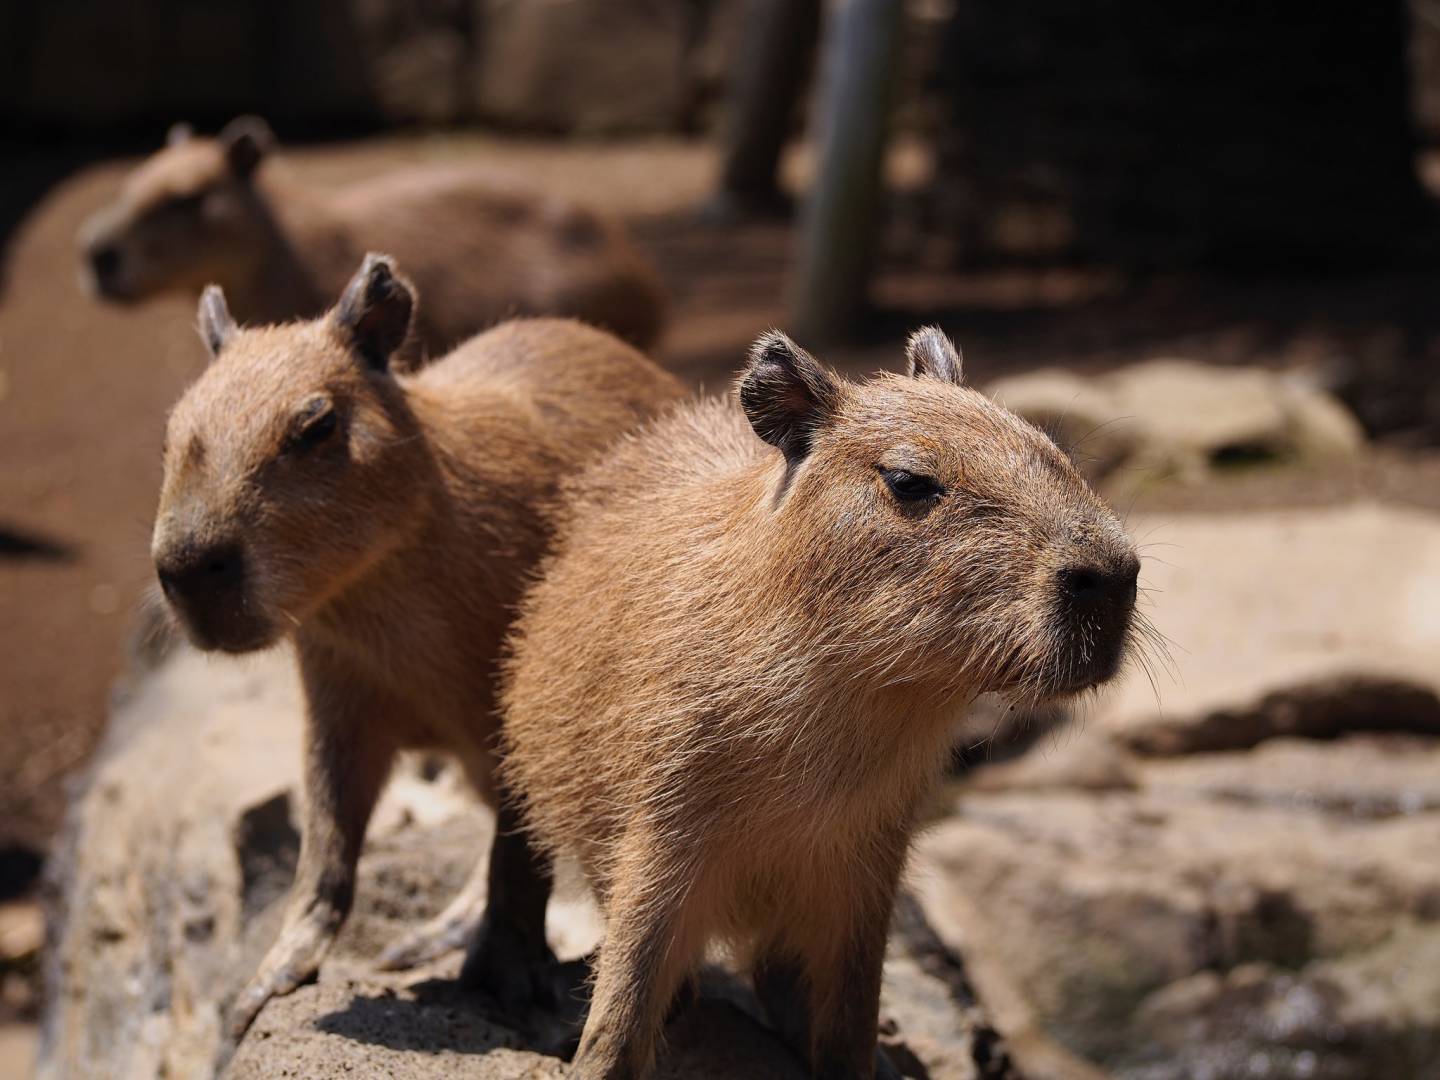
left=148, top=252, right=682, bottom=1050
left=498, top=328, right=1143, bottom=1079
left=81, top=117, right=666, bottom=364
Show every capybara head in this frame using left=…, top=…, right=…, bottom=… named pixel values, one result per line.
left=78, top=117, right=276, bottom=304
left=152, top=253, right=424, bottom=653
left=738, top=328, right=1141, bottom=703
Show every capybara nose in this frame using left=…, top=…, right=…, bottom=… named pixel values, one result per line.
left=89, top=244, right=122, bottom=284
left=1058, top=555, right=1139, bottom=611
left=155, top=542, right=244, bottom=606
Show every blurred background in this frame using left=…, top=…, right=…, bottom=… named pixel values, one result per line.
left=4, top=2, right=1440, bottom=1078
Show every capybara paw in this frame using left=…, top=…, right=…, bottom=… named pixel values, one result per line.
left=225, top=977, right=274, bottom=1042
left=225, top=960, right=316, bottom=1040
left=568, top=1049, right=640, bottom=1080
left=225, top=927, right=329, bottom=1042
left=376, top=912, right=477, bottom=971
left=458, top=920, right=560, bottom=1011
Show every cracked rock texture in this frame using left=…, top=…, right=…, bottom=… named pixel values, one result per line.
left=39, top=647, right=1006, bottom=1080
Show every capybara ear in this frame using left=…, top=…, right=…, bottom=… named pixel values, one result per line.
left=905, top=326, right=963, bottom=385
left=218, top=116, right=275, bottom=180
left=739, top=329, right=842, bottom=465
left=197, top=285, right=237, bottom=359
left=166, top=122, right=194, bottom=147
left=333, top=253, right=415, bottom=372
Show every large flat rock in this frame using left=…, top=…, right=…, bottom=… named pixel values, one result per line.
left=916, top=734, right=1440, bottom=1077
left=915, top=501, right=1440, bottom=1078
left=1094, top=503, right=1440, bottom=753
left=44, top=501, right=1440, bottom=1078
left=40, top=646, right=1005, bottom=1080
left=987, top=361, right=1365, bottom=484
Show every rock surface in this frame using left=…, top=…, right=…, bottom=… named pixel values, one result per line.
left=910, top=504, right=1440, bottom=1079
left=9, top=1, right=741, bottom=133
left=1096, top=503, right=1440, bottom=752
left=987, top=360, right=1365, bottom=484
left=39, top=646, right=1007, bottom=1080
left=41, top=500, right=1440, bottom=1079
left=917, top=736, right=1440, bottom=1078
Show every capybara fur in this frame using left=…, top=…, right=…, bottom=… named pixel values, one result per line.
left=81, top=117, right=666, bottom=363
left=149, top=253, right=683, bottom=1048
left=499, top=328, right=1143, bottom=1079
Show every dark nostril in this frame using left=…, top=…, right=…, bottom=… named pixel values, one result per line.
left=156, top=543, right=243, bottom=598
left=1058, top=566, right=1101, bottom=601
left=1058, top=562, right=1138, bottom=610
left=91, top=245, right=122, bottom=279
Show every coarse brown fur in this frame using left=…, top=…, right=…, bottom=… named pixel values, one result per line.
left=499, top=328, right=1144, bottom=1079
left=80, top=117, right=666, bottom=363
left=150, top=254, right=683, bottom=1051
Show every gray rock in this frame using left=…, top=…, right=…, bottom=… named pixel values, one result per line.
left=918, top=736, right=1440, bottom=1077
left=924, top=504, right=1440, bottom=1077
left=987, top=360, right=1365, bottom=484
left=1115, top=920, right=1440, bottom=1080
left=41, top=646, right=1004, bottom=1079
left=1100, top=505, right=1440, bottom=755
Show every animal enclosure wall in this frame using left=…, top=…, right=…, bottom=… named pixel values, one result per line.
left=932, top=0, right=1429, bottom=265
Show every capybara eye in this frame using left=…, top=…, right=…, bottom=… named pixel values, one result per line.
left=286, top=401, right=338, bottom=453
left=881, top=468, right=944, bottom=502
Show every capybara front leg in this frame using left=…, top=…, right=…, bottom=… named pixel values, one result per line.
left=754, top=948, right=813, bottom=1062
left=808, top=840, right=907, bottom=1080
left=224, top=687, right=395, bottom=1044
left=571, top=833, right=702, bottom=1080
left=458, top=794, right=558, bottom=1008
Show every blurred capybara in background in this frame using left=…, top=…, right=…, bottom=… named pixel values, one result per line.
left=79, top=117, right=667, bottom=364
left=499, top=328, right=1143, bottom=1079
left=149, top=252, right=683, bottom=1047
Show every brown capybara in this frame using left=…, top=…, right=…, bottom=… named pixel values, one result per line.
left=149, top=253, right=683, bottom=1048
left=80, top=117, right=666, bottom=363
left=499, top=328, right=1144, bottom=1079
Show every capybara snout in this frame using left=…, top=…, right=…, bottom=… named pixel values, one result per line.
left=151, top=536, right=256, bottom=652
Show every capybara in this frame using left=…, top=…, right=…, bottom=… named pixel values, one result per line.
left=149, top=253, right=683, bottom=1045
left=499, top=328, right=1142, bottom=1079
left=81, top=117, right=666, bottom=363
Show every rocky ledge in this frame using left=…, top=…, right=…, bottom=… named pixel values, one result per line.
left=36, top=644, right=1025, bottom=1080
left=38, top=504, right=1440, bottom=1079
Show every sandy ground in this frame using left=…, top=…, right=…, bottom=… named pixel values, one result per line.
left=0, top=1025, right=35, bottom=1080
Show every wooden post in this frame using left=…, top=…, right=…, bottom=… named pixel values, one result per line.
left=711, top=0, right=823, bottom=217
left=790, top=0, right=904, bottom=344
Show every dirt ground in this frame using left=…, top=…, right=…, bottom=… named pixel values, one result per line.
left=4, top=130, right=1440, bottom=894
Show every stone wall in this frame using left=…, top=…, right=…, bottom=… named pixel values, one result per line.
left=1, top=0, right=740, bottom=134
